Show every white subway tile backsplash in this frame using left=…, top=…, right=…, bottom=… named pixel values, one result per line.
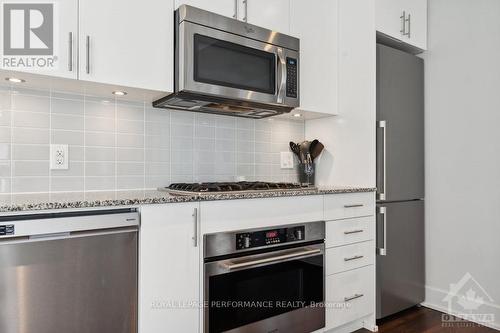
left=50, top=161, right=84, bottom=177
left=0, top=143, right=11, bottom=160
left=12, top=94, right=50, bottom=113
left=52, top=98, right=84, bottom=116
left=117, top=148, right=144, bottom=162
left=0, top=127, right=10, bottom=142
left=51, top=114, right=84, bottom=131
left=117, top=162, right=144, bottom=176
left=1, top=88, right=304, bottom=194
left=85, top=116, right=115, bottom=132
left=0, top=111, right=10, bottom=126
left=85, top=132, right=115, bottom=147
left=85, top=176, right=115, bottom=191
left=118, top=119, right=144, bottom=134
left=12, top=128, right=49, bottom=144
left=117, top=133, right=144, bottom=148
left=85, top=100, right=115, bottom=118
left=13, top=161, right=49, bottom=176
left=52, top=130, right=84, bottom=145
left=51, top=177, right=84, bottom=192
left=12, top=177, right=49, bottom=193
left=85, top=161, right=115, bottom=177
left=14, top=111, right=50, bottom=129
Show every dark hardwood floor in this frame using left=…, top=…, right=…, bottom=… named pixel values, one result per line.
left=355, top=306, right=498, bottom=333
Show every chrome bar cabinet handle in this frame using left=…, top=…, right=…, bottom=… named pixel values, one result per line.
left=344, top=294, right=364, bottom=302
left=344, top=229, right=364, bottom=235
left=400, top=11, right=406, bottom=35
left=68, top=32, right=73, bottom=72
left=242, top=0, right=248, bottom=22
left=344, top=204, right=364, bottom=208
left=377, top=206, right=387, bottom=256
left=192, top=208, right=198, bottom=247
left=86, top=36, right=90, bottom=74
left=406, top=14, right=411, bottom=38
left=233, top=0, right=238, bottom=18
left=344, top=255, right=364, bottom=262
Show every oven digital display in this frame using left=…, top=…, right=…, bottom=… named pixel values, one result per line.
left=266, top=230, right=278, bottom=238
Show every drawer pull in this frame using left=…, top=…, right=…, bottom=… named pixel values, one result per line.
left=344, top=204, right=364, bottom=208
left=344, top=255, right=364, bottom=262
left=344, top=229, right=364, bottom=235
left=344, top=293, right=364, bottom=302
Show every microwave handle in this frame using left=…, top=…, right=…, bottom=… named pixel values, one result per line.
left=276, top=48, right=287, bottom=104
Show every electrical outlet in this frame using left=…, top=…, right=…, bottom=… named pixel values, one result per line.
left=280, top=152, right=294, bottom=169
left=50, top=144, right=69, bottom=170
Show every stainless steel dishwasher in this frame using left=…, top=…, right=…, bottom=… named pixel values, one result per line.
left=0, top=208, right=139, bottom=333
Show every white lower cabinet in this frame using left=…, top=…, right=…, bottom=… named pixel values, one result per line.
left=326, top=265, right=375, bottom=330
left=326, top=241, right=374, bottom=275
left=139, top=203, right=200, bottom=333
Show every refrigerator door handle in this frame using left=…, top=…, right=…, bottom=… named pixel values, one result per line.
left=377, top=206, right=387, bottom=256
left=377, top=120, right=387, bottom=200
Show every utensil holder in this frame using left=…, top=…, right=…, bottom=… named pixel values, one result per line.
left=298, top=162, right=315, bottom=186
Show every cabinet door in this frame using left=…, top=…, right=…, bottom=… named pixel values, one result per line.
left=10, top=0, right=78, bottom=79
left=375, top=0, right=404, bottom=42
left=79, top=0, right=173, bottom=91
left=406, top=0, right=427, bottom=49
left=175, top=0, right=237, bottom=19
left=139, top=203, right=200, bottom=333
left=290, top=0, right=338, bottom=115
left=376, top=0, right=427, bottom=50
left=245, top=0, right=290, bottom=33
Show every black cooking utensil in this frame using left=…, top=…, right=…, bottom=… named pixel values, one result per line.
left=310, top=140, right=324, bottom=160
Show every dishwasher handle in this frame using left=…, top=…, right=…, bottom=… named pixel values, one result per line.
left=0, top=210, right=139, bottom=241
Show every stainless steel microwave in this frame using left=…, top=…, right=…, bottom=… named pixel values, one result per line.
left=153, top=5, right=300, bottom=119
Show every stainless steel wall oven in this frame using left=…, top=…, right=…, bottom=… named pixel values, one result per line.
left=204, top=221, right=325, bottom=333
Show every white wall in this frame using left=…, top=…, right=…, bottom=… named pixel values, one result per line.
left=423, top=0, right=500, bottom=329
left=305, top=0, right=376, bottom=188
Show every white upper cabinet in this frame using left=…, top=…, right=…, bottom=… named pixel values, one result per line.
left=290, top=0, right=338, bottom=115
left=376, top=0, right=427, bottom=50
left=244, top=0, right=290, bottom=34
left=7, top=0, right=78, bottom=79
left=79, top=0, right=174, bottom=91
left=139, top=203, right=200, bottom=333
left=176, top=0, right=290, bottom=33
left=175, top=0, right=238, bottom=19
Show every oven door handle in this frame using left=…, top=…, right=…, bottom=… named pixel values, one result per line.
left=222, top=248, right=321, bottom=270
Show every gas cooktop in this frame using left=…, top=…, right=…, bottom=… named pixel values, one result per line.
left=160, top=182, right=316, bottom=195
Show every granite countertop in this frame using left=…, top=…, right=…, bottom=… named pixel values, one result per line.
left=0, top=187, right=376, bottom=213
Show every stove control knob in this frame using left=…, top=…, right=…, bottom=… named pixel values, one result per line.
left=242, top=236, right=251, bottom=248
left=295, top=229, right=303, bottom=240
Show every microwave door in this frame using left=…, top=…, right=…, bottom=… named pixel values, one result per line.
left=180, top=21, right=282, bottom=104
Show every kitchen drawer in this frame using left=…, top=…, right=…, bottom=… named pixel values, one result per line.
left=326, top=241, right=374, bottom=275
left=326, top=216, right=375, bottom=248
left=326, top=265, right=374, bottom=330
left=200, top=195, right=323, bottom=234
left=324, top=192, right=375, bottom=220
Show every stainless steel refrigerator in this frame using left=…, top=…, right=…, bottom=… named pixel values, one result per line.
left=376, top=44, right=425, bottom=319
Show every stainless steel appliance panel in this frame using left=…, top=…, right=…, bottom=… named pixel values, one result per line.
left=0, top=228, right=138, bottom=333
left=376, top=200, right=425, bottom=319
left=376, top=44, right=424, bottom=202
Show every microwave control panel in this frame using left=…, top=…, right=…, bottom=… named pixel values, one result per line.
left=236, top=225, right=305, bottom=250
left=286, top=57, right=298, bottom=98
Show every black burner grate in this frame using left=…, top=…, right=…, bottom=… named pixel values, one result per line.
left=168, top=181, right=303, bottom=193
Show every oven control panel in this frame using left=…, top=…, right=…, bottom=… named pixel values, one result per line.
left=236, top=225, right=305, bottom=250
left=286, top=57, right=298, bottom=98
